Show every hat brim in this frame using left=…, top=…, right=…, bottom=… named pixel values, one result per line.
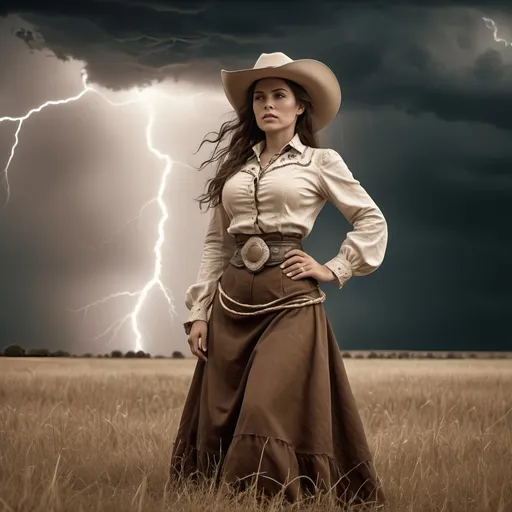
left=221, top=59, right=341, bottom=133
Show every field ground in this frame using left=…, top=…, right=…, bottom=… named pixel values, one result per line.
left=0, top=357, right=511, bottom=511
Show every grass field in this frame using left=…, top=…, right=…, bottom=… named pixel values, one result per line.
left=0, top=357, right=511, bottom=511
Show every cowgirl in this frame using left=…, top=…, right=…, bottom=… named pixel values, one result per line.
left=170, top=52, right=388, bottom=506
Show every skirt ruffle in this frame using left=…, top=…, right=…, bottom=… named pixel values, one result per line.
left=171, top=432, right=384, bottom=505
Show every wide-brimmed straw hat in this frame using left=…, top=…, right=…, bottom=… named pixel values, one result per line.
left=221, top=52, right=341, bottom=132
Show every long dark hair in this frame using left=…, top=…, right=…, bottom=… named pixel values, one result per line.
left=194, top=78, right=319, bottom=211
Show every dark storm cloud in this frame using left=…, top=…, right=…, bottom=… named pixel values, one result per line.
left=2, top=0, right=512, bottom=130
left=322, top=106, right=512, bottom=351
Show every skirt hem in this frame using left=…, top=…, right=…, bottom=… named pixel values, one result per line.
left=170, top=434, right=386, bottom=506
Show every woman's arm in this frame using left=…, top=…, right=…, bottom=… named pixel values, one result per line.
left=317, top=148, right=388, bottom=289
left=183, top=202, right=235, bottom=334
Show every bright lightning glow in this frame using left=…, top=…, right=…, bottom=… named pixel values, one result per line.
left=482, top=17, right=511, bottom=47
left=0, top=70, right=193, bottom=353
left=70, top=96, right=177, bottom=354
left=0, top=82, right=88, bottom=203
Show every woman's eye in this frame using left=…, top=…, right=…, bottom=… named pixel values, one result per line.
left=254, top=94, right=284, bottom=100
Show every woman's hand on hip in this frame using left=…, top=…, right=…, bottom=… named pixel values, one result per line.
left=281, top=249, right=337, bottom=283
left=188, top=320, right=208, bottom=362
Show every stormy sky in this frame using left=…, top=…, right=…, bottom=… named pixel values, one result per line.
left=0, top=0, right=511, bottom=355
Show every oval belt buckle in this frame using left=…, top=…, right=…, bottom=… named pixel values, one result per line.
left=240, top=236, right=270, bottom=272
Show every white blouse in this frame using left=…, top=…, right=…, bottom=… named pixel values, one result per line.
left=184, top=133, right=388, bottom=330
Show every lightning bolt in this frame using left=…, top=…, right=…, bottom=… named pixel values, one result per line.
left=482, top=17, right=511, bottom=47
left=0, top=70, right=196, bottom=353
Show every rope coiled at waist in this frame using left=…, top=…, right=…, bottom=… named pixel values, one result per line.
left=217, top=282, right=326, bottom=317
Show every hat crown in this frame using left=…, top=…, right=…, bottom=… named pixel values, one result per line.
left=253, top=52, right=293, bottom=70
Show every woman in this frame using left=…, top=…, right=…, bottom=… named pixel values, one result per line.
left=169, top=52, right=388, bottom=507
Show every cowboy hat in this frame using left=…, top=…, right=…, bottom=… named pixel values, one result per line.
left=221, top=52, right=341, bottom=132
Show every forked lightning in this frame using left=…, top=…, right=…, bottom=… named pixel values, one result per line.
left=482, top=17, right=511, bottom=47
left=0, top=70, right=182, bottom=353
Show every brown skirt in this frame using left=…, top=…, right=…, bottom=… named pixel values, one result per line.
left=169, top=233, right=386, bottom=506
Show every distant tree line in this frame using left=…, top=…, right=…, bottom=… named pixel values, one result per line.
left=1, top=344, right=509, bottom=359
left=340, top=351, right=509, bottom=359
left=1, top=344, right=186, bottom=359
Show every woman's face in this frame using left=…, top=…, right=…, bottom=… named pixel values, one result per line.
left=252, top=77, right=304, bottom=135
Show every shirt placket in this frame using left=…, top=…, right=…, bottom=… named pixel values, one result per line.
left=250, top=147, right=289, bottom=230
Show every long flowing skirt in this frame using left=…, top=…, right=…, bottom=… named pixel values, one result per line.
left=169, top=240, right=385, bottom=506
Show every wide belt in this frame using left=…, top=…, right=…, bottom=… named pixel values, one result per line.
left=229, top=236, right=302, bottom=273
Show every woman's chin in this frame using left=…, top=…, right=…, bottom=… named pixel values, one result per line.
left=259, top=124, right=284, bottom=134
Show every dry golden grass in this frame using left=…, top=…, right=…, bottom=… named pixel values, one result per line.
left=0, top=357, right=511, bottom=512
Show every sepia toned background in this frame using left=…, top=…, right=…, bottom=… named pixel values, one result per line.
left=0, top=1, right=511, bottom=356
left=0, top=3, right=511, bottom=512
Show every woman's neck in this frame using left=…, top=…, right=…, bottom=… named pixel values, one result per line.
left=263, top=130, right=295, bottom=156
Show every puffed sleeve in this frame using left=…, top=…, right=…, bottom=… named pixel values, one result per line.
left=183, top=202, right=235, bottom=334
left=317, top=148, right=388, bottom=289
